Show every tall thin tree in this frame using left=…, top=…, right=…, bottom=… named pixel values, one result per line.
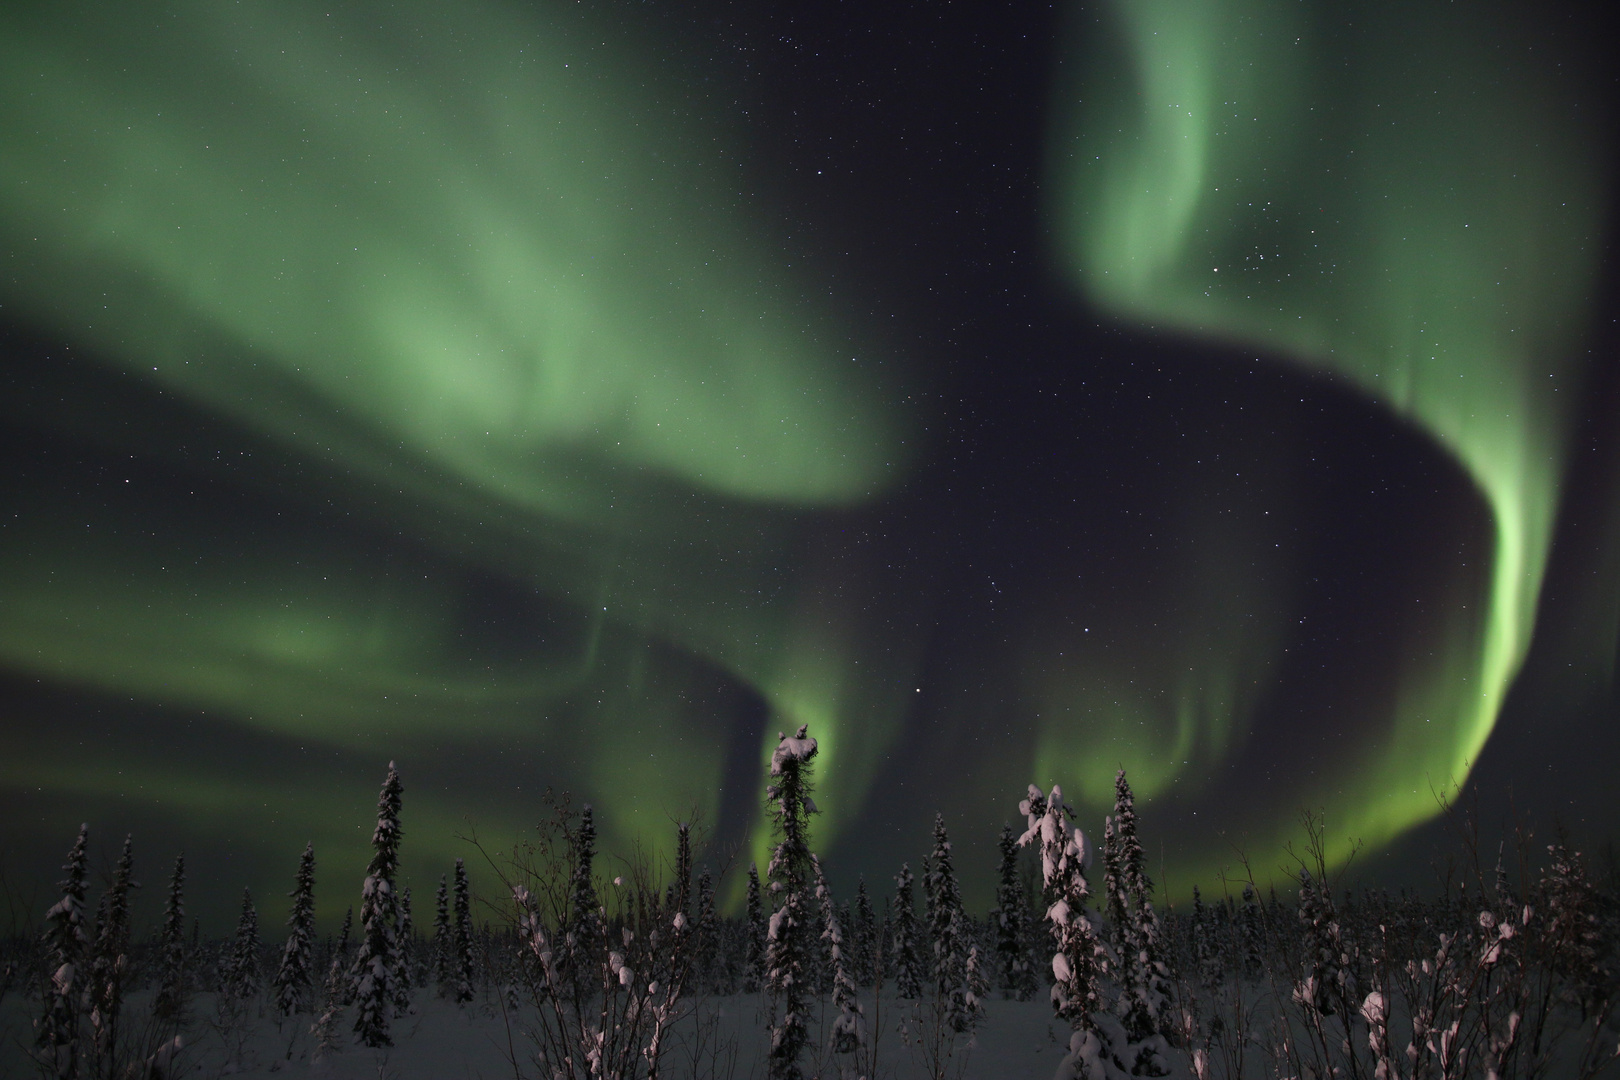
left=853, top=879, right=877, bottom=988
left=36, top=823, right=90, bottom=1080
left=892, top=863, right=924, bottom=1000
left=431, top=875, right=452, bottom=996
left=86, top=834, right=137, bottom=1073
left=393, top=884, right=414, bottom=1016
left=226, top=888, right=261, bottom=1002
left=274, top=843, right=317, bottom=1016
left=1110, top=770, right=1171, bottom=1049
left=994, top=823, right=1036, bottom=1000
left=744, top=864, right=767, bottom=993
left=1018, top=784, right=1107, bottom=1032
left=351, top=760, right=404, bottom=1046
left=764, top=725, right=818, bottom=1080
left=925, top=815, right=974, bottom=1031
left=452, top=857, right=475, bottom=1004
left=817, top=855, right=865, bottom=1062
left=153, top=854, right=188, bottom=1022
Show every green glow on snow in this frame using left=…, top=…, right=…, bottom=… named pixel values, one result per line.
left=1048, top=0, right=1610, bottom=863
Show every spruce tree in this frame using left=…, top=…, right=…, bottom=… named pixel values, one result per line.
left=673, top=822, right=693, bottom=918
left=994, top=823, right=1036, bottom=1000
left=817, top=856, right=865, bottom=1059
left=335, top=906, right=353, bottom=957
left=1102, top=814, right=1129, bottom=962
left=227, top=888, right=262, bottom=1001
left=963, top=937, right=990, bottom=1034
left=1296, top=868, right=1350, bottom=1016
left=569, top=806, right=600, bottom=927
left=394, top=885, right=414, bottom=1015
left=431, top=875, right=453, bottom=996
left=814, top=860, right=840, bottom=990
left=925, top=815, right=976, bottom=1033
left=86, top=834, right=137, bottom=1072
left=310, top=908, right=352, bottom=1056
left=1239, top=883, right=1264, bottom=979
left=764, top=724, right=818, bottom=1080
left=351, top=761, right=404, bottom=1046
left=566, top=806, right=600, bottom=985
left=274, top=843, right=317, bottom=1016
left=452, top=857, right=475, bottom=1004
left=892, top=863, right=924, bottom=999
left=693, top=869, right=718, bottom=991
left=853, top=879, right=877, bottom=988
left=1018, top=784, right=1107, bottom=1032
left=836, top=901, right=853, bottom=989
left=1110, top=769, right=1171, bottom=1054
left=744, top=863, right=767, bottom=993
left=37, top=823, right=90, bottom=1079
left=153, top=854, right=188, bottom=1022
left=1190, top=886, right=1217, bottom=992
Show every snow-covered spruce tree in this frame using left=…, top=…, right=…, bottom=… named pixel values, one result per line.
left=1239, top=883, right=1264, bottom=979
left=453, top=857, right=475, bottom=1003
left=964, top=937, right=990, bottom=1031
left=892, top=863, right=924, bottom=999
left=1108, top=770, right=1171, bottom=1065
left=310, top=909, right=352, bottom=1058
left=564, top=804, right=600, bottom=988
left=837, top=900, right=854, bottom=986
left=36, top=823, right=90, bottom=1080
left=745, top=863, right=767, bottom=993
left=1019, top=784, right=1120, bottom=1078
left=274, top=842, right=317, bottom=1016
left=994, top=823, right=1036, bottom=1000
left=920, top=852, right=935, bottom=962
left=394, top=884, right=414, bottom=1015
left=1102, top=813, right=1128, bottom=958
left=153, top=854, right=188, bottom=1022
left=431, top=875, right=452, bottom=995
left=351, top=760, right=404, bottom=1046
left=674, top=821, right=694, bottom=918
left=925, top=815, right=978, bottom=1034
left=816, top=854, right=866, bottom=1067
left=853, top=879, right=877, bottom=988
left=226, top=888, right=262, bottom=1002
left=1190, top=887, right=1218, bottom=993
left=694, top=869, right=719, bottom=992
left=86, top=834, right=137, bottom=1075
left=568, top=804, right=600, bottom=926
left=764, top=724, right=819, bottom=1080
left=335, top=905, right=353, bottom=961
left=1293, top=867, right=1352, bottom=1017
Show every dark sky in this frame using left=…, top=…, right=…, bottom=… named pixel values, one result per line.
left=1, top=0, right=1617, bottom=931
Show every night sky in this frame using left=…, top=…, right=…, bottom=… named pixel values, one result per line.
left=1, top=0, right=1617, bottom=930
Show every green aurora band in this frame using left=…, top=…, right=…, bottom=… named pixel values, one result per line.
left=0, top=0, right=917, bottom=891
left=1047, top=0, right=1611, bottom=866
left=0, top=0, right=1611, bottom=916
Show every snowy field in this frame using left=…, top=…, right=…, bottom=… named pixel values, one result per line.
left=1, top=988, right=1177, bottom=1080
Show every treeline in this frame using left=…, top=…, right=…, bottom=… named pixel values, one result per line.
left=3, top=734, right=1618, bottom=1079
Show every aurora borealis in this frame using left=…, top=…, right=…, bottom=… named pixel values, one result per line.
left=1, top=0, right=1616, bottom=927
left=1047, top=0, right=1613, bottom=872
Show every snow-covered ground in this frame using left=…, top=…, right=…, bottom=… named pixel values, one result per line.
left=1, top=988, right=1181, bottom=1079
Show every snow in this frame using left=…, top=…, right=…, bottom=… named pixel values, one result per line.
left=770, top=725, right=818, bottom=775
left=0, top=988, right=1148, bottom=1079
